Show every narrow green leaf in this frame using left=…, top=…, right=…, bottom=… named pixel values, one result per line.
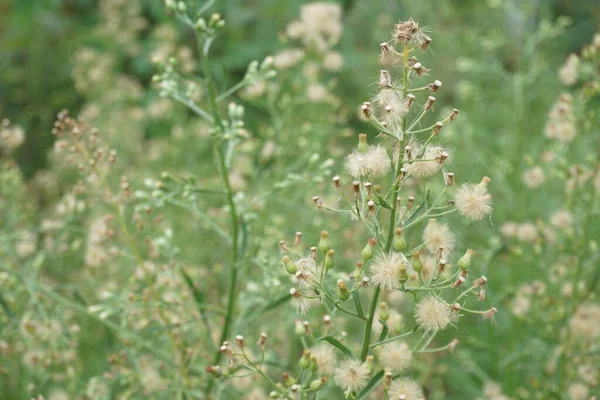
left=376, top=319, right=388, bottom=343
left=180, top=267, right=210, bottom=329
left=358, top=370, right=384, bottom=399
left=317, top=336, right=353, bottom=357
left=403, top=198, right=427, bottom=227
left=376, top=195, right=392, bottom=210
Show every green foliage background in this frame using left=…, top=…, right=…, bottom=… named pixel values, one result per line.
left=1, top=0, right=599, bottom=399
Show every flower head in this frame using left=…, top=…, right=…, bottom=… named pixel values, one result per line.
left=310, top=344, right=336, bottom=375
left=389, top=378, right=425, bottom=400
left=333, top=359, right=370, bottom=392
left=550, top=209, right=573, bottom=230
left=415, top=295, right=451, bottom=331
left=422, top=219, right=455, bottom=257
left=345, top=146, right=391, bottom=178
left=377, top=342, right=412, bottom=372
left=522, top=166, right=545, bottom=189
left=370, top=252, right=408, bottom=291
left=404, top=145, right=449, bottom=179
left=455, top=177, right=493, bottom=220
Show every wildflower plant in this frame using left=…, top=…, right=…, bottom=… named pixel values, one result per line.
left=201, top=18, right=496, bottom=399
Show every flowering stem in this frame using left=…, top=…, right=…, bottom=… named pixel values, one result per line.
left=360, top=43, right=410, bottom=362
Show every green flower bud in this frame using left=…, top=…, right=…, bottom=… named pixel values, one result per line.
left=412, top=252, right=423, bottom=273
left=458, top=249, right=475, bottom=271
left=357, top=133, right=369, bottom=154
left=177, top=1, right=187, bottom=12
left=294, top=319, right=304, bottom=336
left=310, top=377, right=328, bottom=392
left=393, top=228, right=407, bottom=251
left=299, top=350, right=311, bottom=369
left=318, top=231, right=330, bottom=254
left=194, top=18, right=207, bottom=32
left=324, top=249, right=335, bottom=271
left=362, top=238, right=377, bottom=262
left=309, top=355, right=318, bottom=372
left=379, top=302, right=389, bottom=322
left=282, top=256, right=297, bottom=274
left=337, top=280, right=350, bottom=301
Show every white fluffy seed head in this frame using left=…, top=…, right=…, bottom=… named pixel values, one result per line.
left=377, top=342, right=413, bottom=372
left=345, top=146, right=391, bottom=178
left=422, top=219, right=455, bottom=258
left=310, top=344, right=336, bottom=375
left=370, top=252, right=408, bottom=291
left=415, top=295, right=451, bottom=331
left=404, top=146, right=449, bottom=179
left=455, top=179, right=493, bottom=221
left=389, top=377, right=425, bottom=400
left=334, top=359, right=370, bottom=392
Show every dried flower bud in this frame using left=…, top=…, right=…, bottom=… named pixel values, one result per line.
left=352, top=180, right=360, bottom=194
left=384, top=369, right=393, bottom=389
left=310, top=246, right=317, bottom=261
left=205, top=365, right=223, bottom=378
left=379, top=70, right=392, bottom=87
left=432, top=121, right=444, bottom=135
left=449, top=108, right=459, bottom=121
left=419, top=35, right=432, bottom=51
left=332, top=175, right=341, bottom=189
left=380, top=42, right=392, bottom=58
left=364, top=182, right=373, bottom=197
left=438, top=258, right=447, bottom=271
left=424, top=96, right=436, bottom=111
left=394, top=18, right=419, bottom=43
left=312, top=196, right=323, bottom=210
left=406, top=94, right=416, bottom=109
left=412, top=62, right=430, bottom=76
left=428, top=80, right=442, bottom=92
left=445, top=172, right=455, bottom=186
left=404, top=145, right=413, bottom=161
left=279, top=240, right=288, bottom=253
left=475, top=275, right=488, bottom=287
left=407, top=196, right=415, bottom=208
left=482, top=307, right=497, bottom=319
left=477, top=289, right=486, bottom=302
left=361, top=102, right=372, bottom=119
left=367, top=200, right=376, bottom=213
left=323, top=315, right=332, bottom=325
left=452, top=276, right=466, bottom=288
left=360, top=276, right=370, bottom=287
left=235, top=335, right=244, bottom=349
left=258, top=332, right=268, bottom=346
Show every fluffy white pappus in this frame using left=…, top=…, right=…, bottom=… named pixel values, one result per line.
left=389, top=377, right=425, bottom=400
left=333, top=359, right=370, bottom=392
left=377, top=341, right=413, bottom=372
left=404, top=146, right=449, bottom=179
left=310, top=344, right=336, bottom=375
left=370, top=252, right=409, bottom=291
left=455, top=177, right=493, bottom=221
left=345, top=146, right=391, bottom=178
left=415, top=295, right=451, bottom=331
left=422, top=219, right=455, bottom=257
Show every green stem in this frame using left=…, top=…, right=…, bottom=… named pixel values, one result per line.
left=359, top=43, right=410, bottom=363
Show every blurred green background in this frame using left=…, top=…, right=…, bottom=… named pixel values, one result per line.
left=1, top=0, right=598, bottom=178
left=1, top=0, right=599, bottom=399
